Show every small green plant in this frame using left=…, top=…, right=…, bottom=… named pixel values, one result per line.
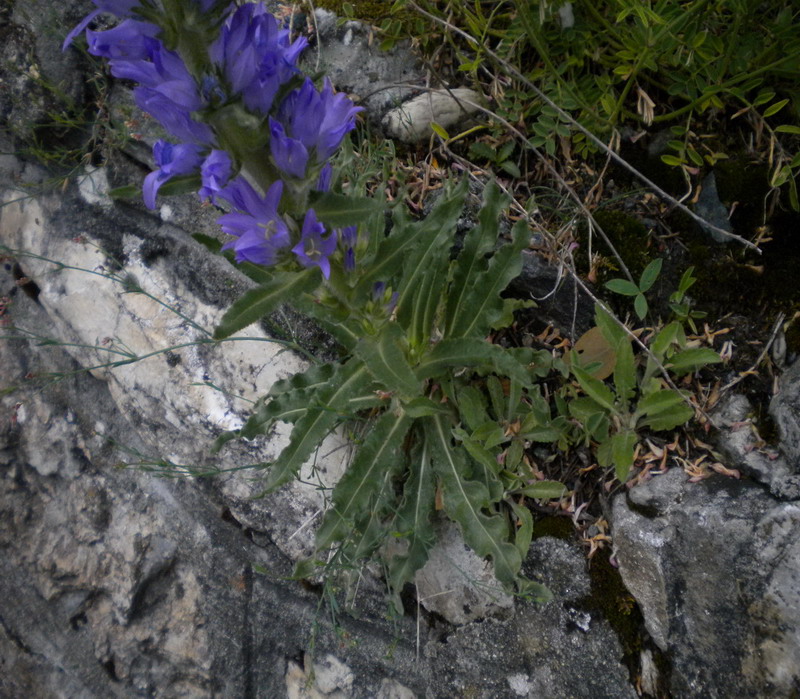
left=213, top=180, right=560, bottom=607
left=668, top=266, right=706, bottom=333
left=604, top=257, right=662, bottom=320
left=564, top=300, right=721, bottom=482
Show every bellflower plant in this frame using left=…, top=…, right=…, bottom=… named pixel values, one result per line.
left=66, top=0, right=573, bottom=611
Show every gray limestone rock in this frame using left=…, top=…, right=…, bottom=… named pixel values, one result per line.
left=304, top=10, right=424, bottom=128
left=613, top=468, right=800, bottom=697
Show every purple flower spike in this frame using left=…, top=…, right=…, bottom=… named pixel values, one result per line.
left=217, top=179, right=291, bottom=266
left=210, top=3, right=307, bottom=117
left=199, top=150, right=233, bottom=203
left=292, top=209, right=336, bottom=279
left=143, top=140, right=204, bottom=209
left=269, top=118, right=309, bottom=179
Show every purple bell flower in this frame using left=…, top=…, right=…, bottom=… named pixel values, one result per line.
left=217, top=179, right=291, bottom=266
left=134, top=87, right=214, bottom=145
left=143, top=140, right=205, bottom=209
left=85, top=20, right=159, bottom=59
left=268, top=118, right=309, bottom=180
left=109, top=39, right=202, bottom=111
left=315, top=163, right=333, bottom=192
left=210, top=3, right=307, bottom=117
left=292, top=209, right=336, bottom=279
left=62, top=0, right=141, bottom=50
left=277, top=78, right=363, bottom=162
left=199, top=150, right=233, bottom=203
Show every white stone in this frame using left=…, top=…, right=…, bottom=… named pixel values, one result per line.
left=414, top=520, right=513, bottom=625
left=382, top=88, right=485, bottom=143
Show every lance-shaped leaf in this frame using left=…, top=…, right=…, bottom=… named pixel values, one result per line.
left=236, top=368, right=382, bottom=446
left=268, top=362, right=336, bottom=397
left=388, top=434, right=437, bottom=605
left=355, top=179, right=468, bottom=300
left=214, top=267, right=321, bottom=340
left=572, top=364, right=618, bottom=414
left=635, top=389, right=694, bottom=431
left=394, top=184, right=465, bottom=343
left=257, top=361, right=373, bottom=494
left=426, top=414, right=522, bottom=590
left=355, top=322, right=420, bottom=399
left=308, top=191, right=386, bottom=228
left=315, top=409, right=413, bottom=549
left=349, top=465, right=404, bottom=562
left=666, top=347, right=722, bottom=375
left=444, top=180, right=507, bottom=335
left=445, top=218, right=530, bottom=339
left=404, top=260, right=448, bottom=348
left=416, top=338, right=532, bottom=387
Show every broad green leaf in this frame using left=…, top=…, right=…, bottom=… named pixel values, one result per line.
left=445, top=218, right=530, bottom=339
left=667, top=347, right=722, bottom=375
left=586, top=411, right=610, bottom=442
left=572, top=364, right=618, bottom=414
left=257, top=362, right=373, bottom=494
left=634, top=293, right=648, bottom=320
left=639, top=258, right=662, bottom=292
left=403, top=397, right=450, bottom=418
left=445, top=180, right=507, bottom=335
left=315, top=409, right=412, bottom=549
left=454, top=426, right=504, bottom=479
left=611, top=430, right=637, bottom=482
left=518, top=578, right=553, bottom=603
left=650, top=321, right=685, bottom=360
left=516, top=480, right=566, bottom=500
left=763, top=99, right=789, bottom=118
left=605, top=279, right=641, bottom=296
left=509, top=500, right=533, bottom=559
left=108, top=185, right=141, bottom=199
left=457, top=385, right=489, bottom=432
left=427, top=415, right=522, bottom=590
left=388, top=434, right=436, bottom=607
left=505, top=439, right=523, bottom=469
left=660, top=154, right=685, bottom=167
left=355, top=322, right=420, bottom=399
left=594, top=303, right=628, bottom=345
left=471, top=421, right=507, bottom=450
left=416, top=338, right=532, bottom=388
left=775, top=125, right=800, bottom=135
left=487, top=375, right=506, bottom=423
left=613, top=336, right=636, bottom=407
left=519, top=425, right=563, bottom=442
left=214, top=268, right=321, bottom=339
left=308, top=190, right=385, bottom=228
left=639, top=403, right=694, bottom=431
left=635, top=389, right=687, bottom=418
left=568, top=396, right=607, bottom=421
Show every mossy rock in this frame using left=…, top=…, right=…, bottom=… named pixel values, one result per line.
left=585, top=208, right=652, bottom=281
